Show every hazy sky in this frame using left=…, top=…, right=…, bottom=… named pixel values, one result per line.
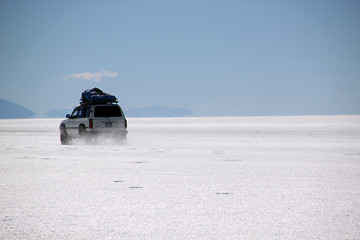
left=1, top=0, right=359, bottom=117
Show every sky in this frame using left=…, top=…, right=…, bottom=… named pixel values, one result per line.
left=0, top=0, right=359, bottom=117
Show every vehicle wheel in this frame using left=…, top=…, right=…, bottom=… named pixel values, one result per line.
left=78, top=125, right=93, bottom=144
left=78, top=125, right=86, bottom=136
left=60, top=125, right=71, bottom=145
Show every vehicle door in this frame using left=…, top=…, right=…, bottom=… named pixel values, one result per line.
left=74, top=106, right=88, bottom=129
left=66, top=107, right=79, bottom=135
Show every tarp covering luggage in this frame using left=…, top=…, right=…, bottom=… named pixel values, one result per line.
left=81, top=88, right=117, bottom=104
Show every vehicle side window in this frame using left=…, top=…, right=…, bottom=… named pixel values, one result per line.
left=71, top=108, right=79, bottom=118
left=78, top=107, right=85, bottom=118
left=85, top=106, right=91, bottom=117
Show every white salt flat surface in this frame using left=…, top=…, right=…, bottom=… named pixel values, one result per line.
left=1, top=116, right=360, bottom=239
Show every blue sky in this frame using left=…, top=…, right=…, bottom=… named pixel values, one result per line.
left=0, top=0, right=359, bottom=117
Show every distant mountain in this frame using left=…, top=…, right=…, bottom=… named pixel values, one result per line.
left=0, top=98, right=36, bottom=119
left=125, top=105, right=193, bottom=117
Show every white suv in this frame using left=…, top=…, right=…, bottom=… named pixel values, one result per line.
left=59, top=103, right=128, bottom=145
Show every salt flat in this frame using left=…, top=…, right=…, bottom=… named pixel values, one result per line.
left=1, top=116, right=360, bottom=239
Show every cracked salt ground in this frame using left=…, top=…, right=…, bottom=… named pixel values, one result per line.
left=1, top=116, right=360, bottom=239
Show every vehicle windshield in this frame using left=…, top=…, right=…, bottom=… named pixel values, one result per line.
left=94, top=106, right=122, bottom=117
left=70, top=108, right=79, bottom=118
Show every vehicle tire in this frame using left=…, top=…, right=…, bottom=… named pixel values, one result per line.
left=78, top=125, right=86, bottom=136
left=60, top=125, right=71, bottom=145
left=78, top=125, right=93, bottom=144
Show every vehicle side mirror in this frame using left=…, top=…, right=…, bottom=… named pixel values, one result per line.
left=66, top=114, right=71, bottom=118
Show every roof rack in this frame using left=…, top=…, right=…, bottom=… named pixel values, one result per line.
left=80, top=88, right=118, bottom=105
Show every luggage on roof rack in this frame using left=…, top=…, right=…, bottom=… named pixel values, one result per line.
left=81, top=88, right=117, bottom=104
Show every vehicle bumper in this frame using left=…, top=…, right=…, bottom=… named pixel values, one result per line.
left=87, top=128, right=128, bottom=136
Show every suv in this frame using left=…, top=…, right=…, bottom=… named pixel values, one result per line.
left=59, top=103, right=128, bottom=145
